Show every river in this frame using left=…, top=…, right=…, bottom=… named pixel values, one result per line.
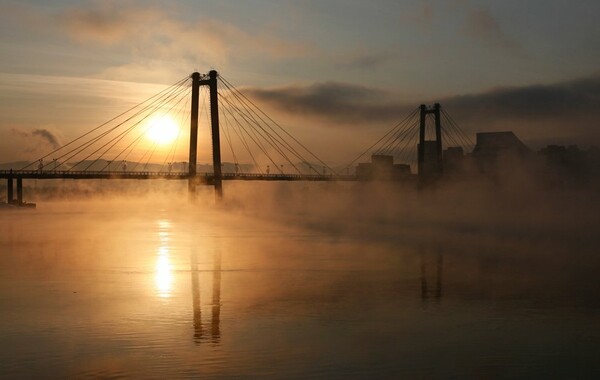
left=1, top=181, right=599, bottom=378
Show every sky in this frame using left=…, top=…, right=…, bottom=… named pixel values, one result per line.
left=0, top=0, right=599, bottom=164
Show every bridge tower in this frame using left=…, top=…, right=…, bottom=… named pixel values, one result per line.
left=188, top=70, right=223, bottom=199
left=418, top=103, right=443, bottom=180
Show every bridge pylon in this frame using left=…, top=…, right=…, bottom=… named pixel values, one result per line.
left=188, top=71, right=223, bottom=200
left=7, top=175, right=14, bottom=204
left=418, top=103, right=443, bottom=181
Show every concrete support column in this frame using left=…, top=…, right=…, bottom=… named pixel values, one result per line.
left=208, top=70, right=223, bottom=199
left=434, top=103, right=443, bottom=174
left=188, top=72, right=200, bottom=198
left=418, top=104, right=426, bottom=177
left=7, top=177, right=13, bottom=204
left=16, top=177, right=23, bottom=205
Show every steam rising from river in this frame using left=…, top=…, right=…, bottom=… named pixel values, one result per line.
left=1, top=167, right=599, bottom=378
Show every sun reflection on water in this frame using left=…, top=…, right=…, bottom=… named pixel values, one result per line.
left=154, top=220, right=173, bottom=298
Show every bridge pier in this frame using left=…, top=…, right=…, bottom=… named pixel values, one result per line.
left=208, top=70, right=223, bottom=199
left=17, top=177, right=23, bottom=205
left=7, top=177, right=14, bottom=204
left=188, top=72, right=200, bottom=199
left=418, top=103, right=443, bottom=183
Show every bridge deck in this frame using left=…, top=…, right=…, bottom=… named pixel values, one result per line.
left=0, top=170, right=357, bottom=182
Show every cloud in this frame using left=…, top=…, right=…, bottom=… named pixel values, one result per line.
left=57, top=3, right=314, bottom=66
left=442, top=74, right=600, bottom=140
left=242, top=74, right=600, bottom=143
left=343, top=51, right=394, bottom=70
left=32, top=129, right=61, bottom=149
left=245, top=82, right=408, bottom=123
left=446, top=75, right=600, bottom=120
left=462, top=8, right=522, bottom=54
left=59, top=5, right=160, bottom=45
left=11, top=128, right=62, bottom=149
left=8, top=127, right=62, bottom=157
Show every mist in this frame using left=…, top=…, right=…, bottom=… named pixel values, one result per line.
left=2, top=155, right=600, bottom=378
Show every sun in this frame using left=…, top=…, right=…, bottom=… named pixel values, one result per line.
left=146, top=115, right=179, bottom=145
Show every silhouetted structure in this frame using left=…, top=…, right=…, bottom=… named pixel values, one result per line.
left=418, top=104, right=443, bottom=180
left=471, top=131, right=530, bottom=173
left=538, top=144, right=600, bottom=185
left=442, top=147, right=465, bottom=175
left=189, top=70, right=223, bottom=199
left=356, top=155, right=411, bottom=180
left=473, top=131, right=529, bottom=158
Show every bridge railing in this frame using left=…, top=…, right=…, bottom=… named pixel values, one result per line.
left=0, top=169, right=357, bottom=181
left=219, top=173, right=356, bottom=181
left=0, top=170, right=190, bottom=179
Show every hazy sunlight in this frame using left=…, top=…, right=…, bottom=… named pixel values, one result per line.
left=146, top=115, right=179, bottom=145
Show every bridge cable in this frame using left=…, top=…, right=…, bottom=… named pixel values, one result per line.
left=386, top=117, right=421, bottom=157
left=219, top=79, right=324, bottom=175
left=375, top=109, right=420, bottom=154
left=99, top=84, right=192, bottom=173
left=61, top=81, right=188, bottom=172
left=218, top=94, right=304, bottom=174
left=219, top=100, right=263, bottom=173
left=135, top=87, right=192, bottom=173
left=441, top=108, right=474, bottom=147
left=219, top=76, right=335, bottom=175
left=71, top=82, right=191, bottom=172
left=219, top=96, right=290, bottom=174
left=217, top=85, right=306, bottom=174
left=159, top=90, right=191, bottom=173
left=98, top=85, right=191, bottom=172
left=217, top=81, right=308, bottom=172
left=219, top=100, right=240, bottom=171
left=341, top=107, right=419, bottom=172
left=50, top=79, right=190, bottom=171
left=20, top=76, right=190, bottom=170
left=376, top=110, right=420, bottom=155
left=81, top=82, right=191, bottom=171
left=395, top=121, right=422, bottom=164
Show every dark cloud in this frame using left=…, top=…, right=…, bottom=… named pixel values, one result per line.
left=445, top=75, right=600, bottom=121
left=462, top=8, right=522, bottom=54
left=344, top=51, right=394, bottom=70
left=244, top=74, right=600, bottom=142
left=245, top=82, right=409, bottom=123
left=11, top=128, right=61, bottom=150
left=32, top=129, right=61, bottom=149
left=10, top=128, right=29, bottom=138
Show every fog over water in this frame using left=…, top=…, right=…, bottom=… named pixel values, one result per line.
left=1, top=179, right=599, bottom=378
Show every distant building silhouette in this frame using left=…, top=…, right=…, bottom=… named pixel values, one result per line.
left=356, top=155, right=411, bottom=181
left=443, top=147, right=464, bottom=173
left=473, top=131, right=530, bottom=158
left=538, top=144, right=600, bottom=185
left=472, top=131, right=530, bottom=173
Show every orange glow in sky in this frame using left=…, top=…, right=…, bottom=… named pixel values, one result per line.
left=146, top=115, right=179, bottom=146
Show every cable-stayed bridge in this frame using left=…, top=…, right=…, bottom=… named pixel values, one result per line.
left=0, top=70, right=472, bottom=206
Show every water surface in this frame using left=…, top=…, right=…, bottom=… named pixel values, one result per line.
left=0, top=192, right=599, bottom=379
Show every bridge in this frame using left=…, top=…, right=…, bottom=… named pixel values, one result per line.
left=0, top=170, right=354, bottom=181
left=1, top=70, right=472, bottom=207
